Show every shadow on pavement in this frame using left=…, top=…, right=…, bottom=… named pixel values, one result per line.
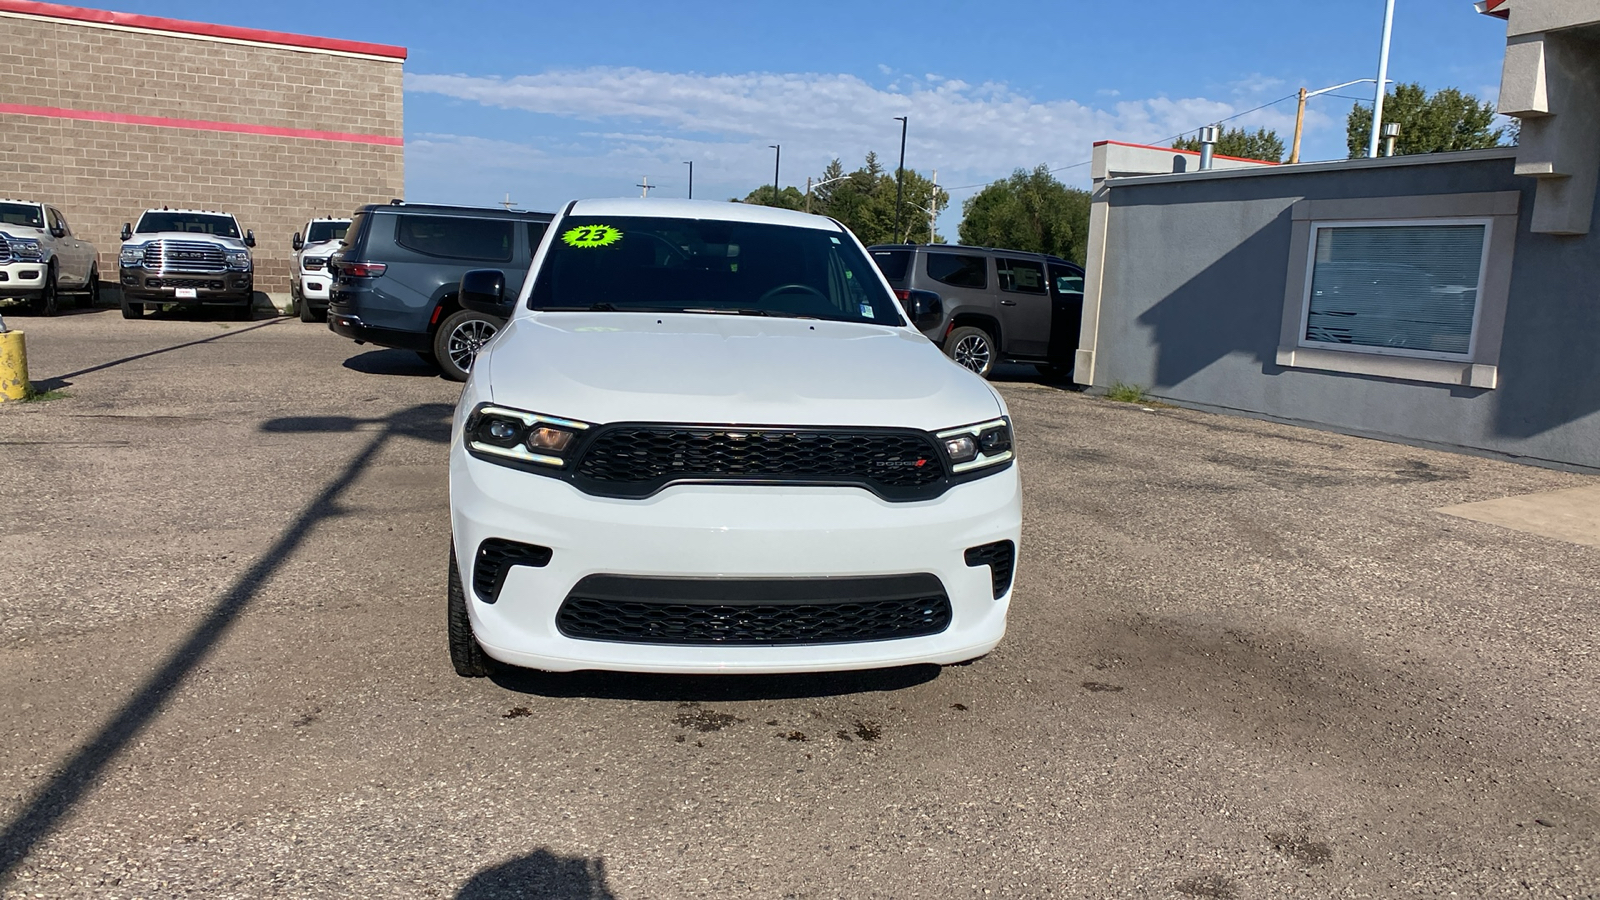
left=456, top=850, right=617, bottom=900
left=342, top=348, right=442, bottom=378
left=490, top=663, right=942, bottom=702
left=29, top=318, right=283, bottom=392
left=0, top=402, right=452, bottom=885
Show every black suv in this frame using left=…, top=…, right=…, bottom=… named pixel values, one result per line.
left=328, top=202, right=554, bottom=380
left=869, top=244, right=1084, bottom=379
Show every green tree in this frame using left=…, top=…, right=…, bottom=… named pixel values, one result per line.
left=747, top=152, right=950, bottom=245
left=956, top=165, right=1091, bottom=264
left=1346, top=83, right=1506, bottom=157
left=1172, top=127, right=1285, bottom=162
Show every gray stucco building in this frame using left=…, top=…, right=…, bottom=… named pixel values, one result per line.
left=1074, top=0, right=1600, bottom=472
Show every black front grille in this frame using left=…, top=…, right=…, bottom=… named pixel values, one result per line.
left=964, top=540, right=1015, bottom=599
left=571, top=425, right=944, bottom=500
left=146, top=278, right=226, bottom=290
left=556, top=573, right=952, bottom=645
left=473, top=538, right=553, bottom=602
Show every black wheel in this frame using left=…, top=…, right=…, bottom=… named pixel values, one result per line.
left=120, top=293, right=143, bottom=319
left=448, top=547, right=491, bottom=677
left=433, top=308, right=500, bottom=382
left=234, top=299, right=254, bottom=321
left=33, top=265, right=59, bottom=317
left=82, top=265, right=100, bottom=309
left=945, top=325, right=996, bottom=378
left=298, top=289, right=316, bottom=323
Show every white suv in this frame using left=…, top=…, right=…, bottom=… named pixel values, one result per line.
left=290, top=217, right=350, bottom=322
left=446, top=199, right=1020, bottom=676
left=0, top=199, right=100, bottom=316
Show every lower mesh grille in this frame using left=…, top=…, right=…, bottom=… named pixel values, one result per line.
left=556, top=574, right=951, bottom=645
left=473, top=538, right=553, bottom=602
left=964, top=540, right=1015, bottom=599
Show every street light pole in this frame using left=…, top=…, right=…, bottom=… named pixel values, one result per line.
left=684, top=160, right=693, bottom=199
left=893, top=116, right=908, bottom=241
left=769, top=145, right=781, bottom=206
left=1368, top=0, right=1397, bottom=159
left=1290, top=78, right=1385, bottom=164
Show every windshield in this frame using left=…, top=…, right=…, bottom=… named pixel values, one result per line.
left=306, top=221, right=349, bottom=244
left=136, top=212, right=240, bottom=238
left=0, top=203, right=44, bottom=229
left=528, top=216, right=904, bottom=325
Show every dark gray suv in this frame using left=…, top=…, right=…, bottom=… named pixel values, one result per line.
left=869, top=244, right=1084, bottom=379
left=328, top=202, right=553, bottom=380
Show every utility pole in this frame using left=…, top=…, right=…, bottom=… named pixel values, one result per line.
left=683, top=161, right=693, bottom=199
left=893, top=116, right=908, bottom=241
left=769, top=145, right=781, bottom=206
left=805, top=176, right=812, bottom=214
left=928, top=169, right=938, bottom=243
left=1368, top=0, right=1397, bottom=159
left=636, top=176, right=656, bottom=198
left=1291, top=88, right=1308, bottom=164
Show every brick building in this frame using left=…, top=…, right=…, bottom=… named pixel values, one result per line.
left=0, top=0, right=405, bottom=303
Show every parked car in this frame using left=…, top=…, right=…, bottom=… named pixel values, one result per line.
left=290, top=217, right=351, bottom=323
left=118, top=208, right=256, bottom=319
left=868, top=244, right=1084, bottom=379
left=0, top=198, right=100, bottom=316
left=327, top=202, right=553, bottom=380
left=444, top=198, right=1019, bottom=676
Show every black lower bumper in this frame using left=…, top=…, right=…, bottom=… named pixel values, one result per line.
left=119, top=268, right=252, bottom=304
left=327, top=312, right=433, bottom=353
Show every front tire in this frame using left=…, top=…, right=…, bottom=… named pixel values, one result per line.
left=946, top=325, right=996, bottom=378
left=82, top=264, right=100, bottom=309
left=298, top=291, right=317, bottom=323
left=33, top=265, right=59, bottom=317
left=120, top=293, right=143, bottom=319
left=448, top=547, right=491, bottom=678
left=433, top=309, right=500, bottom=382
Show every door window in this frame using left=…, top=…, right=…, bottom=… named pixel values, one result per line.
left=926, top=252, right=987, bottom=289
left=395, top=215, right=515, bottom=262
left=997, top=258, right=1046, bottom=294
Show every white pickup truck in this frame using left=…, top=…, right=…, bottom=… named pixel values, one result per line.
left=118, top=208, right=255, bottom=320
left=291, top=217, right=350, bottom=322
left=0, top=198, right=100, bottom=316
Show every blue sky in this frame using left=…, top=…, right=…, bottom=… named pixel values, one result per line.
left=77, top=1, right=1511, bottom=233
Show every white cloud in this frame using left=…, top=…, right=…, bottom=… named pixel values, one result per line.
left=401, top=66, right=1342, bottom=215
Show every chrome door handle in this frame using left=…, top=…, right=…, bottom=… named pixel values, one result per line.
left=999, top=300, right=1017, bottom=306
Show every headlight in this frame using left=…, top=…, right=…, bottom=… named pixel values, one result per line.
left=10, top=239, right=44, bottom=262
left=465, top=404, right=592, bottom=469
left=936, top=418, right=1013, bottom=474
left=225, top=250, right=252, bottom=271
left=119, top=244, right=146, bottom=266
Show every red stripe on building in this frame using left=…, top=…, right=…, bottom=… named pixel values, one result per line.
left=0, top=0, right=407, bottom=59
left=0, top=102, right=403, bottom=146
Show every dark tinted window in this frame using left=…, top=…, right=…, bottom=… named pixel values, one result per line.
left=927, top=252, right=987, bottom=289
left=997, top=258, right=1046, bottom=294
left=528, top=221, right=550, bottom=255
left=1048, top=265, right=1084, bottom=294
left=342, top=212, right=368, bottom=252
left=395, top=215, right=514, bottom=262
left=0, top=203, right=43, bottom=228
left=306, top=221, right=349, bottom=243
left=870, top=249, right=912, bottom=285
left=529, top=216, right=903, bottom=325
left=135, top=212, right=240, bottom=238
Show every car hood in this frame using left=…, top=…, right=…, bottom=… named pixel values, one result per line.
left=298, top=239, right=341, bottom=259
left=122, top=232, right=248, bottom=250
left=0, top=225, right=46, bottom=240
left=480, top=312, right=1005, bottom=430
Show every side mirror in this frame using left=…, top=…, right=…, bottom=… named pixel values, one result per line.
left=120, top=223, right=132, bottom=241
left=292, top=232, right=303, bottom=251
left=50, top=225, right=66, bottom=238
left=459, top=269, right=510, bottom=316
left=899, top=289, right=944, bottom=333
left=244, top=230, right=256, bottom=248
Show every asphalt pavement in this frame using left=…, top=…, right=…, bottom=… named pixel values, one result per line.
left=1, top=307, right=1596, bottom=898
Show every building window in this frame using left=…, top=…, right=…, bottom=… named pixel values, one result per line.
left=1300, top=219, right=1491, bottom=361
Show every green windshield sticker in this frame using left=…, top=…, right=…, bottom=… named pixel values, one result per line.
left=561, top=224, right=622, bottom=248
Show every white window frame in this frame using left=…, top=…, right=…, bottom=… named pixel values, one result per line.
left=1297, top=216, right=1495, bottom=363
